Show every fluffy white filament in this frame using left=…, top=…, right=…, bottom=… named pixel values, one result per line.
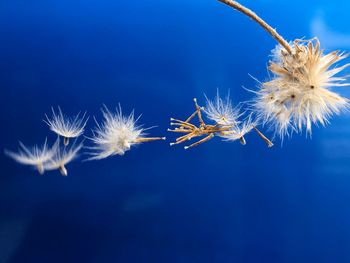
left=204, top=92, right=256, bottom=144
left=44, top=140, right=83, bottom=176
left=45, top=107, right=88, bottom=145
left=87, top=105, right=144, bottom=160
left=220, top=115, right=257, bottom=144
left=5, top=139, right=58, bottom=174
left=254, top=38, right=349, bottom=137
left=204, top=91, right=241, bottom=126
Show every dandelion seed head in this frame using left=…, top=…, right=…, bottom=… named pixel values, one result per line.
left=44, top=140, right=83, bottom=176
left=87, top=105, right=144, bottom=160
left=254, top=38, right=349, bottom=137
left=45, top=107, right=88, bottom=141
left=204, top=91, right=241, bottom=126
left=5, top=139, right=58, bottom=174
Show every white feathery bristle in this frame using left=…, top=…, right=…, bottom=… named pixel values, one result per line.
left=253, top=38, right=349, bottom=138
left=44, top=107, right=89, bottom=140
left=219, top=115, right=257, bottom=142
left=87, top=105, right=144, bottom=160
left=204, top=90, right=241, bottom=126
left=5, top=138, right=58, bottom=174
left=44, top=139, right=83, bottom=176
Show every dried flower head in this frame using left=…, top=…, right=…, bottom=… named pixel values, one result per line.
left=168, top=97, right=273, bottom=149
left=218, top=0, right=349, bottom=138
left=45, top=107, right=89, bottom=145
left=255, top=39, right=349, bottom=137
left=5, top=139, right=58, bottom=175
left=44, top=140, right=83, bottom=176
left=87, top=105, right=165, bottom=160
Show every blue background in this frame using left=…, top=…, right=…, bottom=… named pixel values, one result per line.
left=1, top=0, right=350, bottom=262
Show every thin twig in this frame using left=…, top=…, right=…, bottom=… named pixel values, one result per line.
left=135, top=137, right=166, bottom=143
left=218, top=0, right=292, bottom=54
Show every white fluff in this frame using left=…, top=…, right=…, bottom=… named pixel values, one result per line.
left=45, top=107, right=88, bottom=145
left=87, top=105, right=144, bottom=160
left=44, top=140, right=83, bottom=176
left=254, top=38, right=349, bottom=137
left=5, top=139, right=58, bottom=174
left=204, top=91, right=241, bottom=126
left=204, top=91, right=256, bottom=143
left=220, top=115, right=256, bottom=143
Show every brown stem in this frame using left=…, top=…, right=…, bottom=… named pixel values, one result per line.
left=193, top=98, right=205, bottom=127
left=253, top=127, right=273, bottom=147
left=135, top=137, right=166, bottom=143
left=218, top=0, right=292, bottom=54
left=185, top=110, right=199, bottom=124
left=184, top=133, right=215, bottom=150
left=176, top=133, right=194, bottom=142
left=171, top=134, right=194, bottom=146
left=167, top=128, right=191, bottom=133
left=170, top=118, right=197, bottom=129
left=175, top=110, right=196, bottom=130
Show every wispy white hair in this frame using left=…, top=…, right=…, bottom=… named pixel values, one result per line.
left=87, top=105, right=144, bottom=160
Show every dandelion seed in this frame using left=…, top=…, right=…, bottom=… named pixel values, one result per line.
left=204, top=91, right=248, bottom=145
left=87, top=105, right=165, bottom=160
left=218, top=0, right=349, bottom=138
left=219, top=114, right=273, bottom=147
left=4, top=139, right=58, bottom=175
left=204, top=90, right=241, bottom=126
left=45, top=107, right=89, bottom=146
left=168, top=97, right=273, bottom=149
left=44, top=140, right=83, bottom=176
left=219, top=115, right=255, bottom=144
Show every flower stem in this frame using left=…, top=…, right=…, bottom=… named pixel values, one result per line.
left=217, top=0, right=292, bottom=54
left=135, top=137, right=166, bottom=143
